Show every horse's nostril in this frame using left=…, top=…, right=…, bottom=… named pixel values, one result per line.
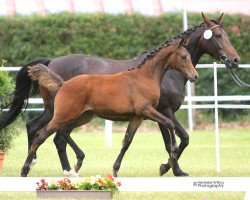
left=195, top=75, right=198, bottom=80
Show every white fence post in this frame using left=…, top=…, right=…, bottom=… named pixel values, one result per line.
left=105, top=120, right=112, bottom=148
left=187, top=81, right=193, bottom=132
left=183, top=0, right=194, bottom=132
left=214, top=62, right=220, bottom=174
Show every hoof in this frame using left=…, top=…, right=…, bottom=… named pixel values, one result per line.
left=63, top=169, right=80, bottom=177
left=172, top=167, right=189, bottom=177
left=159, top=163, right=171, bottom=176
left=74, top=164, right=81, bottom=173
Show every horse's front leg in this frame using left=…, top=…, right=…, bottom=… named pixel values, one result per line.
left=159, top=115, right=189, bottom=176
left=113, top=116, right=143, bottom=177
left=142, top=106, right=185, bottom=175
left=21, top=124, right=56, bottom=177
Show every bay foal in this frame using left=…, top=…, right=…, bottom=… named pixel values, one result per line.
left=21, top=38, right=198, bottom=177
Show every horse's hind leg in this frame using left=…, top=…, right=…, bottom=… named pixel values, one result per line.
left=53, top=133, right=71, bottom=172
left=113, top=116, right=143, bottom=177
left=21, top=123, right=57, bottom=177
left=63, top=134, right=85, bottom=174
left=56, top=111, right=94, bottom=175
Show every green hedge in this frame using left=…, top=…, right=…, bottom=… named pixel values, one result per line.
left=0, top=12, right=249, bottom=123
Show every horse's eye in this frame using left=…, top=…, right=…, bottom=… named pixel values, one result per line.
left=182, top=55, right=187, bottom=59
left=215, top=34, right=222, bottom=38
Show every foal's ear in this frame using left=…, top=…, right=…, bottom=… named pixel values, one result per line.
left=201, top=12, right=211, bottom=26
left=217, top=13, right=224, bottom=24
left=179, top=37, right=189, bottom=47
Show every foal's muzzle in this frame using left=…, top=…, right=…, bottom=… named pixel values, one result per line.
left=188, top=74, right=199, bottom=82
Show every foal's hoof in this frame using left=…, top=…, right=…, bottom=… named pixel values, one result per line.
left=21, top=166, right=30, bottom=177
left=159, top=163, right=171, bottom=176
left=113, top=170, right=118, bottom=177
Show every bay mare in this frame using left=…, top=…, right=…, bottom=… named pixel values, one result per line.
left=21, top=38, right=198, bottom=177
left=0, top=13, right=240, bottom=176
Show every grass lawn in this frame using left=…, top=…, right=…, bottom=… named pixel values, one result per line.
left=0, top=127, right=249, bottom=199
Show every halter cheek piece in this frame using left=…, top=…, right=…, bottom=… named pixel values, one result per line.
left=203, top=24, right=229, bottom=64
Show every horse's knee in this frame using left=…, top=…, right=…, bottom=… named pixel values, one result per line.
left=164, top=119, right=174, bottom=130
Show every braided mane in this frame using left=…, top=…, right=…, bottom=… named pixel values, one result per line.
left=128, top=23, right=204, bottom=71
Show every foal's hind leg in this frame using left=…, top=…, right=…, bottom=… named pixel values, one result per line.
left=113, top=116, right=143, bottom=177
left=21, top=123, right=57, bottom=177
left=26, top=108, right=52, bottom=168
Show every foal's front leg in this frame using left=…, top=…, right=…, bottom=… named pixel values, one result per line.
left=113, top=116, right=143, bottom=177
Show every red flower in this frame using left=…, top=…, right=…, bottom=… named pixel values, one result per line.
left=107, top=174, right=114, bottom=182
left=117, top=181, right=121, bottom=187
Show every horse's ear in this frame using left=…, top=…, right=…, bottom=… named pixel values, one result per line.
left=179, top=37, right=189, bottom=47
left=201, top=12, right=211, bottom=26
left=217, top=13, right=224, bottom=24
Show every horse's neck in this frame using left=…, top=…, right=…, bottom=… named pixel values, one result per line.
left=186, top=25, right=205, bottom=66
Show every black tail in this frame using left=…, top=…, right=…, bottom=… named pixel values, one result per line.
left=0, top=58, right=51, bottom=130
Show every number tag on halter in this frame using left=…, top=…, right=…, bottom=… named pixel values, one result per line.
left=204, top=29, right=213, bottom=40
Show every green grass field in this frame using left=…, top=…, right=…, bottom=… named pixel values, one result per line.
left=0, top=127, right=250, bottom=199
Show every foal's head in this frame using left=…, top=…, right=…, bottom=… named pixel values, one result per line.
left=166, top=38, right=198, bottom=82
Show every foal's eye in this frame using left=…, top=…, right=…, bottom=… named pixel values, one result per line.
left=182, top=55, right=187, bottom=59
left=215, top=34, right=222, bottom=38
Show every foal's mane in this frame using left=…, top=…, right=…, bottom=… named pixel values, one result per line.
left=129, top=19, right=222, bottom=71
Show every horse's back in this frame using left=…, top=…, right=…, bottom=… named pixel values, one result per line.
left=47, top=54, right=144, bottom=81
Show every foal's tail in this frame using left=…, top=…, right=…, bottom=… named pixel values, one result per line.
left=0, top=58, right=51, bottom=130
left=28, top=64, right=64, bottom=93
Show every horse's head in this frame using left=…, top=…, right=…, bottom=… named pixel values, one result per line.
left=167, top=38, right=199, bottom=82
left=199, top=13, right=240, bottom=69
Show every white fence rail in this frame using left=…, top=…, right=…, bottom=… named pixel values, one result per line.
left=0, top=177, right=249, bottom=200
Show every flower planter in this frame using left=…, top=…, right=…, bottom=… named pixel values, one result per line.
left=36, top=190, right=113, bottom=199
left=0, top=152, right=6, bottom=172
